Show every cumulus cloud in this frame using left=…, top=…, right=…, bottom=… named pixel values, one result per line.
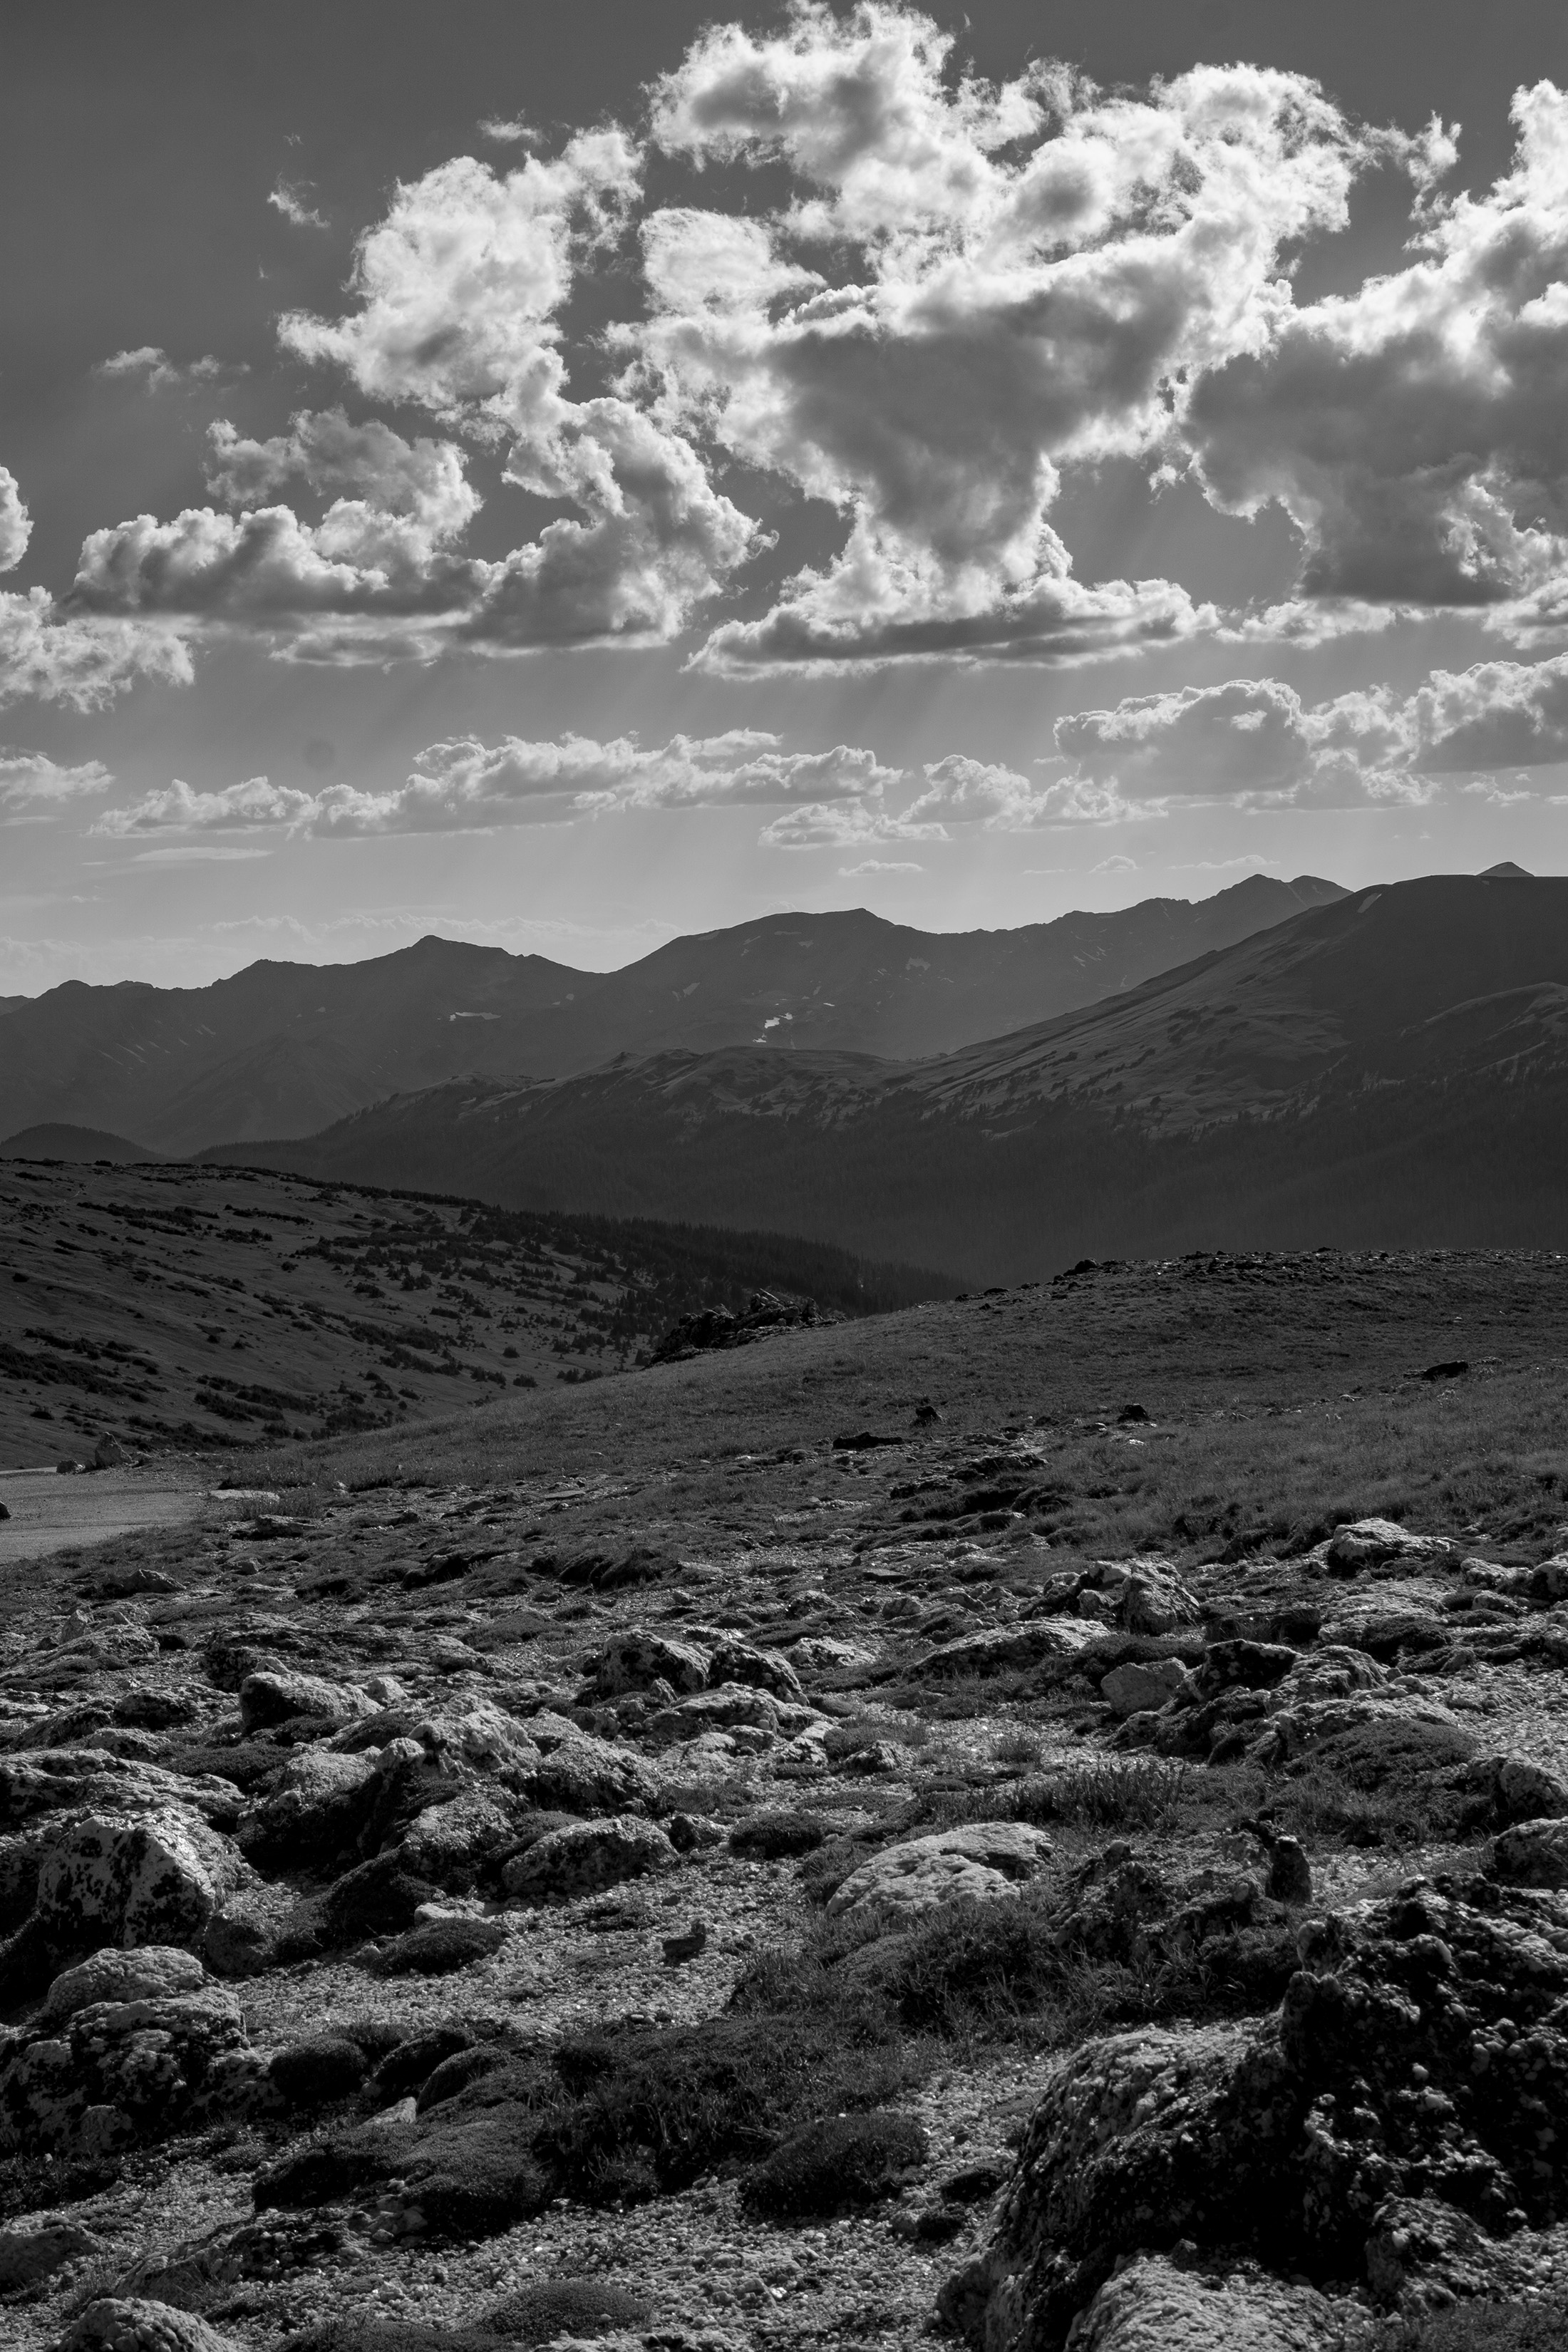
left=839, top=857, right=923, bottom=875
left=97, top=348, right=228, bottom=392
left=269, top=178, right=326, bottom=229
left=0, top=589, right=193, bottom=711
left=0, top=469, right=32, bottom=573
left=92, top=730, right=906, bottom=837
left=0, top=751, right=114, bottom=820
left=644, top=8, right=1408, bottom=666
left=758, top=800, right=944, bottom=849
left=904, top=751, right=1127, bottom=827
left=1186, top=81, right=1568, bottom=615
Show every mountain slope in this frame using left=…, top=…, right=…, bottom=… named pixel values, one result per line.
left=202, top=874, right=1568, bottom=1279
left=0, top=876, right=1342, bottom=1153
left=0, top=1157, right=951, bottom=1465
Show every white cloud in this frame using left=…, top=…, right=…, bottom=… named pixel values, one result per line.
left=644, top=11, right=1406, bottom=666
left=0, top=751, right=114, bottom=821
left=97, top=348, right=228, bottom=392
left=0, top=589, right=193, bottom=711
left=1092, top=854, right=1138, bottom=874
left=1406, top=651, right=1568, bottom=773
left=91, top=730, right=907, bottom=838
left=93, top=777, right=318, bottom=836
left=205, top=409, right=478, bottom=532
left=904, top=751, right=1128, bottom=828
left=0, top=470, right=32, bottom=574
left=1186, top=82, right=1568, bottom=619
left=839, top=858, right=923, bottom=875
left=478, top=117, right=537, bottom=146
left=758, top=800, right=944, bottom=850
left=269, top=178, right=326, bottom=230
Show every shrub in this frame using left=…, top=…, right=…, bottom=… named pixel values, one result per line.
left=728, top=1809, right=828, bottom=1860
left=367, top=2026, right=473, bottom=2104
left=741, top=2109, right=928, bottom=2218
left=268, top=2038, right=369, bottom=2109
left=481, top=2278, right=651, bottom=2342
left=372, top=1918, right=509, bottom=1976
left=1415, top=2293, right=1568, bottom=2351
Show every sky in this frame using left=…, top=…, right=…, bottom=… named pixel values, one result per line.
left=4, top=0, right=1568, bottom=993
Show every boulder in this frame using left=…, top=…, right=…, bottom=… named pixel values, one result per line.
left=941, top=1877, right=1568, bottom=2350
left=238, top=1671, right=376, bottom=1734
left=39, top=1944, right=206, bottom=2028
left=26, top=1807, right=244, bottom=1959
left=1319, top=1518, right=1453, bottom=1575
left=396, top=1788, right=534, bottom=1889
left=705, top=1639, right=804, bottom=1701
left=1063, top=2253, right=1361, bottom=2352
left=1100, top=1659, right=1192, bottom=1718
left=589, top=1629, right=709, bottom=1698
left=0, top=2218, right=98, bottom=2288
left=502, top=1814, right=677, bottom=1903
left=827, top=1824, right=1053, bottom=1934
left=1489, top=1815, right=1568, bottom=1887
left=0, top=1984, right=249, bottom=2157
left=913, top=1623, right=1091, bottom=1679
left=57, top=2297, right=241, bottom=2352
left=238, top=1748, right=380, bottom=1867
left=1084, top=1559, right=1200, bottom=1636
left=510, top=1729, right=656, bottom=1815
left=0, top=1748, right=242, bottom=1832
left=1471, top=1753, right=1568, bottom=1828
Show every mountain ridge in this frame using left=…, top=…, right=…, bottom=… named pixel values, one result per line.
left=198, top=873, right=1568, bottom=1279
left=0, top=875, right=1343, bottom=1153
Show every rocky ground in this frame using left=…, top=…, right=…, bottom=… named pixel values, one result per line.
left=3, top=1251, right=1568, bottom=2352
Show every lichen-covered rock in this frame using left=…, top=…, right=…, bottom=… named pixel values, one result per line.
left=1063, top=2254, right=1366, bottom=2352
left=510, top=1729, right=656, bottom=1816
left=237, top=1748, right=380, bottom=1867
left=1100, top=1659, right=1192, bottom=1718
left=589, top=1629, right=710, bottom=1698
left=0, top=1984, right=249, bottom=2157
left=502, top=1813, right=676, bottom=1902
left=1472, top=1753, right=1568, bottom=1829
left=0, top=2217, right=98, bottom=2287
left=57, top=2295, right=242, bottom=2352
left=705, top=1639, right=804, bottom=1701
left=827, top=1824, right=1053, bottom=1934
left=942, top=1877, right=1568, bottom=2350
left=1083, top=1559, right=1200, bottom=1636
left=395, top=1787, right=535, bottom=1889
left=644, top=1687, right=784, bottom=1747
left=1489, top=1815, right=1568, bottom=1887
left=39, top=1944, right=206, bottom=2029
left=1317, top=1519, right=1454, bottom=1576
left=237, top=1671, right=376, bottom=1734
left=0, top=1749, right=243, bottom=1832
left=29, top=1808, right=244, bottom=1957
left=913, top=1624, right=1091, bottom=1679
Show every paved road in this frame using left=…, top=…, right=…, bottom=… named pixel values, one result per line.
left=0, top=1465, right=209, bottom=1568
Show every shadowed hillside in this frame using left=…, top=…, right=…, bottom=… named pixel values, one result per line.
left=0, top=877, right=1342, bottom=1153
left=202, top=875, right=1568, bottom=1279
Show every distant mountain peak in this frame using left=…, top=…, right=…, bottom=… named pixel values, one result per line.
left=1481, top=860, right=1533, bottom=879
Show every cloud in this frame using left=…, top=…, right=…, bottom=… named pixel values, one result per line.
left=904, top=751, right=1127, bottom=828
left=91, top=730, right=907, bottom=837
left=93, top=777, right=318, bottom=836
left=644, top=11, right=1407, bottom=666
left=478, top=117, right=537, bottom=146
left=97, top=348, right=228, bottom=392
left=1406, top=651, right=1568, bottom=773
left=758, top=800, right=944, bottom=849
left=205, top=409, right=476, bottom=527
left=1092, top=854, right=1138, bottom=874
left=269, top=178, right=326, bottom=229
left=0, top=470, right=32, bottom=573
left=839, top=858, right=923, bottom=875
left=1185, top=83, right=1568, bottom=619
left=0, top=589, right=193, bottom=711
left=0, top=751, right=114, bottom=821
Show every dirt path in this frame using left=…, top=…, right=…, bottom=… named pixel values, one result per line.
left=0, top=1463, right=209, bottom=1567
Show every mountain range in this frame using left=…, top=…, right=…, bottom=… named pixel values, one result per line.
left=0, top=873, right=1343, bottom=1155
left=201, top=873, right=1568, bottom=1281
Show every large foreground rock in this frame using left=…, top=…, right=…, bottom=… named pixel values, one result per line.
left=941, top=1877, right=1568, bottom=2349
left=0, top=1979, right=251, bottom=2157
left=58, top=2297, right=240, bottom=2352
left=502, top=1814, right=676, bottom=1903
left=1066, top=2254, right=1367, bottom=2352
left=827, top=1825, right=1053, bottom=1934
